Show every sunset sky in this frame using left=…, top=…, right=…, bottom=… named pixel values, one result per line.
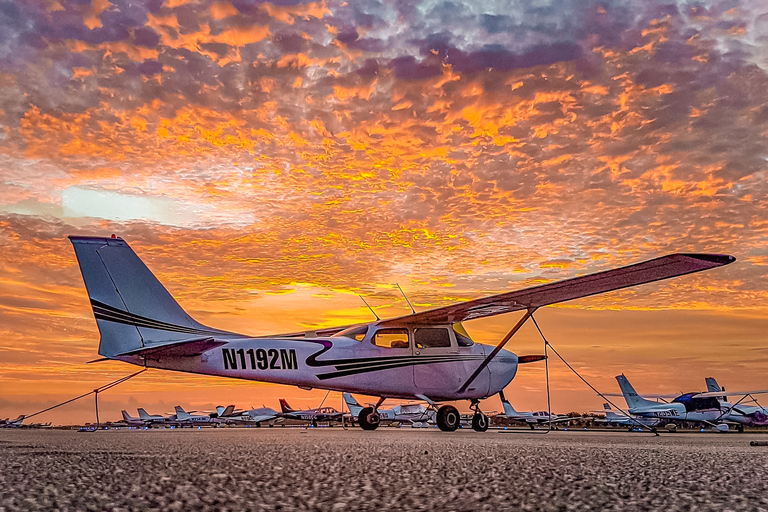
left=2, top=0, right=768, bottom=424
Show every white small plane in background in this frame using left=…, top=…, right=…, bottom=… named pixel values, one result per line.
left=699, top=377, right=768, bottom=431
left=121, top=410, right=149, bottom=427
left=496, top=391, right=577, bottom=429
left=279, top=399, right=343, bottom=426
left=137, top=408, right=173, bottom=426
left=616, top=375, right=732, bottom=430
left=593, top=403, right=661, bottom=430
left=174, top=406, right=218, bottom=426
left=69, top=235, right=734, bottom=432
left=212, top=405, right=280, bottom=426
left=0, top=415, right=25, bottom=428
left=343, top=393, right=435, bottom=428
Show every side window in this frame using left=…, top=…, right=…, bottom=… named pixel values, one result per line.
left=453, top=323, right=474, bottom=347
left=414, top=328, right=451, bottom=349
left=373, top=328, right=410, bottom=349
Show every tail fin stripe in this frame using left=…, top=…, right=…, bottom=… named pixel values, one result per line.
left=92, top=299, right=224, bottom=336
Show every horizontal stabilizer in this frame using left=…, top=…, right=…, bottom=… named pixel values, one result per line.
left=117, top=337, right=227, bottom=358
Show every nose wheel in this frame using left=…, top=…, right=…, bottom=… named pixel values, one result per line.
left=469, top=400, right=489, bottom=432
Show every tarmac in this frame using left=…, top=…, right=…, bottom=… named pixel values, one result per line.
left=2, top=428, right=768, bottom=511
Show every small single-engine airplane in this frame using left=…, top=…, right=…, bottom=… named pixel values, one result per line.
left=496, top=391, right=577, bottom=429
left=616, top=374, right=732, bottom=430
left=279, top=399, right=343, bottom=426
left=698, top=378, right=768, bottom=430
left=137, top=408, right=173, bottom=426
left=69, top=235, right=734, bottom=432
left=592, top=403, right=662, bottom=430
left=0, top=415, right=25, bottom=428
left=211, top=405, right=280, bottom=426
left=343, top=393, right=435, bottom=428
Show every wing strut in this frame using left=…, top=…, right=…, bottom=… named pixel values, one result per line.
left=458, top=308, right=537, bottom=393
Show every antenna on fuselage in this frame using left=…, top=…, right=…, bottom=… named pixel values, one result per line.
left=395, top=283, right=416, bottom=315
left=359, top=295, right=380, bottom=321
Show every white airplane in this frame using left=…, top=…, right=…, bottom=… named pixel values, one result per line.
left=699, top=377, right=768, bottom=431
left=212, top=405, right=281, bottom=426
left=496, top=391, right=577, bottom=429
left=121, top=410, right=149, bottom=427
left=173, top=406, right=218, bottom=426
left=616, top=374, right=731, bottom=430
left=279, top=399, right=343, bottom=426
left=343, top=393, right=435, bottom=428
left=137, top=408, right=173, bottom=425
left=0, top=415, right=25, bottom=428
left=69, top=235, right=734, bottom=432
left=593, top=403, right=661, bottom=430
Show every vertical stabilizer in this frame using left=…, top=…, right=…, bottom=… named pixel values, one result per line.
left=342, top=393, right=363, bottom=417
left=705, top=377, right=722, bottom=393
left=616, top=374, right=657, bottom=409
left=69, top=236, right=229, bottom=357
left=279, top=399, right=294, bottom=414
left=137, top=408, right=152, bottom=420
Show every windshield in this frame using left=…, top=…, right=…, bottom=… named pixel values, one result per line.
left=332, top=325, right=369, bottom=341
left=453, top=322, right=474, bottom=347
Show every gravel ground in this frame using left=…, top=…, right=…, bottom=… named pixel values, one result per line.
left=2, top=428, right=768, bottom=512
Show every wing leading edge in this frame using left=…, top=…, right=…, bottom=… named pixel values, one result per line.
left=378, top=253, right=735, bottom=326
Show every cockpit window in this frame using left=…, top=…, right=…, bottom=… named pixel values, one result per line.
left=453, top=323, right=474, bottom=347
left=373, top=328, right=410, bottom=349
left=333, top=325, right=369, bottom=341
left=414, top=328, right=451, bottom=349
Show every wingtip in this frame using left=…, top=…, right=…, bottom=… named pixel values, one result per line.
left=680, top=253, right=736, bottom=266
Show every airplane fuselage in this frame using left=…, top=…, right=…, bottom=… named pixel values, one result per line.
left=116, top=328, right=518, bottom=401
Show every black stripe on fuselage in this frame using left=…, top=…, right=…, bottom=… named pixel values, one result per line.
left=316, top=354, right=486, bottom=380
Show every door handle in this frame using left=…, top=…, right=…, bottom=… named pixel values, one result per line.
left=415, top=351, right=420, bottom=355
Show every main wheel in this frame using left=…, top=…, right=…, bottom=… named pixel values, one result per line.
left=358, top=407, right=380, bottom=431
left=437, top=405, right=460, bottom=432
left=471, top=413, right=489, bottom=432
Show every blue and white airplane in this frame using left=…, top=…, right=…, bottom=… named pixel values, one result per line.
left=343, top=393, right=435, bottom=428
left=68, top=235, right=734, bottom=432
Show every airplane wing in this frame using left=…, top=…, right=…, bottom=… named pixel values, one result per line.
left=693, top=390, right=768, bottom=398
left=376, top=254, right=734, bottom=326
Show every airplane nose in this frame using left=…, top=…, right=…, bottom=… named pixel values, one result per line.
left=487, top=348, right=518, bottom=395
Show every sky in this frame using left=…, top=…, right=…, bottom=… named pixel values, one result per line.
left=2, top=0, right=768, bottom=424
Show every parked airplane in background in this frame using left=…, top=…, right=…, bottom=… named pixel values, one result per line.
left=121, top=410, right=149, bottom=427
left=0, top=415, right=25, bottom=428
left=137, top=408, right=172, bottom=426
left=69, top=235, right=734, bottom=432
left=279, top=399, right=343, bottom=426
left=698, top=378, right=768, bottom=430
left=213, top=405, right=280, bottom=426
left=496, top=392, right=577, bottom=429
left=174, top=406, right=218, bottom=426
left=616, top=375, right=730, bottom=430
left=343, top=393, right=434, bottom=429
left=593, top=403, right=662, bottom=430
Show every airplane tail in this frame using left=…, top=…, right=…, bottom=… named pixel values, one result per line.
left=137, top=408, right=151, bottom=420
left=342, top=393, right=363, bottom=417
left=69, top=236, right=228, bottom=357
left=705, top=377, right=722, bottom=393
left=174, top=406, right=188, bottom=419
left=616, top=374, right=657, bottom=409
left=279, top=399, right=294, bottom=414
left=220, top=405, right=235, bottom=417
left=603, top=404, right=621, bottom=420
left=121, top=410, right=132, bottom=421
left=501, top=399, right=517, bottom=417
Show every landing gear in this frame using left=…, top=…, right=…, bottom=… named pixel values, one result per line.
left=738, top=424, right=745, bottom=433
left=358, top=407, right=381, bottom=431
left=437, top=405, right=460, bottom=432
left=471, top=413, right=489, bottom=432
left=468, top=400, right=488, bottom=432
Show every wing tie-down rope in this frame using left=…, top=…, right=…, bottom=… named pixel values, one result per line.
left=23, top=369, right=147, bottom=427
left=531, top=314, right=659, bottom=435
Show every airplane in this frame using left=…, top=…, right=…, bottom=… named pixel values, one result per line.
left=343, top=393, right=435, bottom=428
left=0, top=415, right=25, bottom=428
left=211, top=405, right=281, bottom=426
left=121, top=410, right=148, bottom=427
left=173, top=406, right=219, bottom=426
left=592, top=403, right=662, bottom=430
left=697, top=377, right=768, bottom=431
left=137, top=408, right=173, bottom=426
left=68, top=235, right=734, bottom=432
left=616, top=374, right=732, bottom=430
left=279, top=399, right=343, bottom=426
left=495, top=391, right=577, bottom=429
